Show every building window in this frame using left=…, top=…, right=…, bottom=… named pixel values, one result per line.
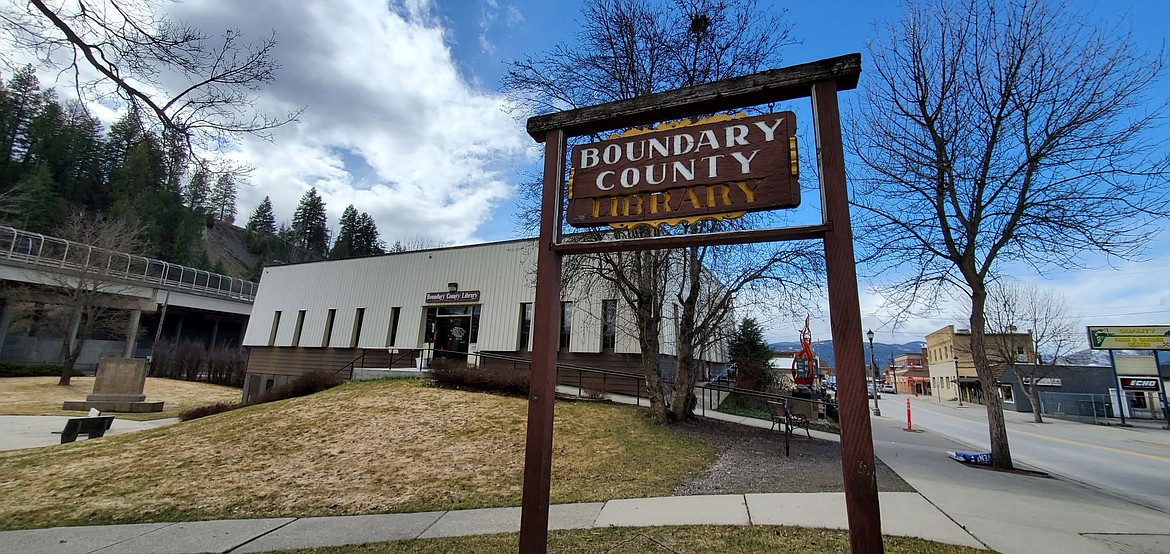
left=518, top=303, right=532, bottom=351
left=602, top=299, right=617, bottom=351
left=292, top=310, right=306, bottom=347
left=268, top=311, right=281, bottom=346
left=559, top=301, right=573, bottom=350
left=387, top=307, right=401, bottom=346
left=351, top=308, right=365, bottom=348
left=323, top=309, right=337, bottom=347
left=1000, top=385, right=1014, bottom=403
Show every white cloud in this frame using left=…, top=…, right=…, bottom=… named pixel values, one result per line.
left=165, top=0, right=533, bottom=243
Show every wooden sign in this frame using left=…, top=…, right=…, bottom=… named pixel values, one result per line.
left=566, top=112, right=800, bottom=228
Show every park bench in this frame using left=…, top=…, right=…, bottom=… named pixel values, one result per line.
left=52, top=416, right=115, bottom=444
left=766, top=400, right=810, bottom=457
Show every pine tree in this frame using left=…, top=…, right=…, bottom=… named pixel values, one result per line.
left=14, top=162, right=58, bottom=232
left=209, top=173, right=237, bottom=223
left=245, top=196, right=277, bottom=235
left=184, top=168, right=211, bottom=213
left=728, top=318, right=774, bottom=392
left=330, top=204, right=360, bottom=259
left=355, top=212, right=385, bottom=256
left=291, top=187, right=329, bottom=258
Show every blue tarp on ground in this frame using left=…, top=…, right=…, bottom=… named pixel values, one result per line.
left=947, top=450, right=992, bottom=465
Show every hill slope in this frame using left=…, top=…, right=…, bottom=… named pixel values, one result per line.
left=0, top=379, right=713, bottom=530
left=202, top=221, right=259, bottom=280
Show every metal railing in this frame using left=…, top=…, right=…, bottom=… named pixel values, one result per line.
left=0, top=224, right=258, bottom=302
left=697, top=378, right=832, bottom=420
left=472, top=351, right=650, bottom=406
left=1038, top=391, right=1116, bottom=425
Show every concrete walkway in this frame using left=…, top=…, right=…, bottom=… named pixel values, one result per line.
left=0, top=415, right=179, bottom=451
left=0, top=491, right=979, bottom=553
left=2, top=392, right=1169, bottom=553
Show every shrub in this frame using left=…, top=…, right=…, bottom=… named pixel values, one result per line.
left=428, top=358, right=530, bottom=396
left=0, top=362, right=79, bottom=378
left=252, top=371, right=343, bottom=404
left=178, top=401, right=241, bottom=421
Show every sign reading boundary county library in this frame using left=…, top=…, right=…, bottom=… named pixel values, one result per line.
left=566, top=112, right=799, bottom=228
left=1087, top=325, right=1170, bottom=350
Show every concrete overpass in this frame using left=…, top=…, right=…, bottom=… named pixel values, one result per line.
left=0, top=224, right=256, bottom=366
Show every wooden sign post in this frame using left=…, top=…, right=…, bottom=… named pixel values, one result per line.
left=518, top=53, right=881, bottom=553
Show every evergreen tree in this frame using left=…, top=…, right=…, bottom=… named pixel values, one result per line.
left=330, top=204, right=360, bottom=259
left=355, top=212, right=385, bottom=256
left=291, top=188, right=329, bottom=258
left=245, top=196, right=277, bottom=235
left=209, top=173, right=237, bottom=223
left=184, top=168, right=211, bottom=213
left=728, top=318, right=774, bottom=392
left=57, top=101, right=105, bottom=208
left=14, top=162, right=58, bottom=232
left=0, top=66, right=47, bottom=171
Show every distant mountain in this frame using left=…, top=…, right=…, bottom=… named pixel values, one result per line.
left=769, top=340, right=926, bottom=369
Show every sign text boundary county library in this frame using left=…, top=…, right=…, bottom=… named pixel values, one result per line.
left=1087, top=325, right=1170, bottom=350
left=566, top=112, right=800, bottom=228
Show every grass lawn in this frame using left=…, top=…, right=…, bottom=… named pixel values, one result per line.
left=0, top=379, right=715, bottom=530
left=0, top=376, right=242, bottom=420
left=263, top=525, right=990, bottom=553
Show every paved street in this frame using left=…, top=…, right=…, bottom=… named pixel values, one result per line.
left=872, top=393, right=1170, bottom=513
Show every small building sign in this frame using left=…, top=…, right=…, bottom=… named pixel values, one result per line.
left=566, top=112, right=800, bottom=228
left=1119, top=377, right=1161, bottom=391
left=425, top=290, right=481, bottom=303
left=1022, top=377, right=1063, bottom=387
left=1087, top=326, right=1170, bottom=350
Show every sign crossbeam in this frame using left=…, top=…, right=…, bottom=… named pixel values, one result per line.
left=527, top=54, right=861, bottom=141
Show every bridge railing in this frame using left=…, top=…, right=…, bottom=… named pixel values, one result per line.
left=0, top=224, right=258, bottom=302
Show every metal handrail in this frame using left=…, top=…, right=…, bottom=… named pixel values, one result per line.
left=472, top=351, right=649, bottom=407
left=0, top=224, right=258, bottom=302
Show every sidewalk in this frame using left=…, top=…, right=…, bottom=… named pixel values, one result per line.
left=0, top=491, right=980, bottom=553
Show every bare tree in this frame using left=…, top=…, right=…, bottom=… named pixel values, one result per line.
left=505, top=0, right=808, bottom=422
left=852, top=0, right=1170, bottom=468
left=0, top=0, right=300, bottom=156
left=986, top=282, right=1079, bottom=423
left=35, top=212, right=148, bottom=385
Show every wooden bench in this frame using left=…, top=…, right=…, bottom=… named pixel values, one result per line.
left=766, top=401, right=810, bottom=457
left=53, top=416, right=115, bottom=444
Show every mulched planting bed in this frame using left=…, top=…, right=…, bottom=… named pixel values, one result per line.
left=670, top=417, right=915, bottom=495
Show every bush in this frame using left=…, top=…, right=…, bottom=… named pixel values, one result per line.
left=428, top=358, right=529, bottom=396
left=0, top=362, right=79, bottom=378
left=253, top=371, right=343, bottom=404
left=178, top=401, right=242, bottom=421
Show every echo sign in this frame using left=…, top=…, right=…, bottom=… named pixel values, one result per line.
left=566, top=112, right=800, bottom=228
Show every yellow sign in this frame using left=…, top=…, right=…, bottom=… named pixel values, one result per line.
left=1087, top=326, right=1170, bottom=350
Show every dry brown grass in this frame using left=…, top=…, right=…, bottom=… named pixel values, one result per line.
left=0, top=379, right=714, bottom=530
left=268, top=526, right=991, bottom=554
left=0, top=377, right=242, bottom=420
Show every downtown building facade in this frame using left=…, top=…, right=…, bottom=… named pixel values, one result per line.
left=239, top=238, right=730, bottom=402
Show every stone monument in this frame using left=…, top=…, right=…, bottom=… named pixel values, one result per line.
left=63, top=358, right=164, bottom=413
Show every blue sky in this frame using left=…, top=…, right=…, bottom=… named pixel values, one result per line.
left=29, top=0, right=1168, bottom=344
left=428, top=0, right=1170, bottom=344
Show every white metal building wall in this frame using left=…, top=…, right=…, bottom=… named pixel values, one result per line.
left=242, top=238, right=726, bottom=362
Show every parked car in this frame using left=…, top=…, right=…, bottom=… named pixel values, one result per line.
left=867, top=385, right=881, bottom=399
left=879, top=383, right=896, bottom=394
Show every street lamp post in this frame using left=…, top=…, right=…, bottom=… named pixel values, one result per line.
left=954, top=355, right=964, bottom=407
left=867, top=329, right=881, bottom=416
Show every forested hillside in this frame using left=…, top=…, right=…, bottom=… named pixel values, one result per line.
left=0, top=68, right=393, bottom=281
